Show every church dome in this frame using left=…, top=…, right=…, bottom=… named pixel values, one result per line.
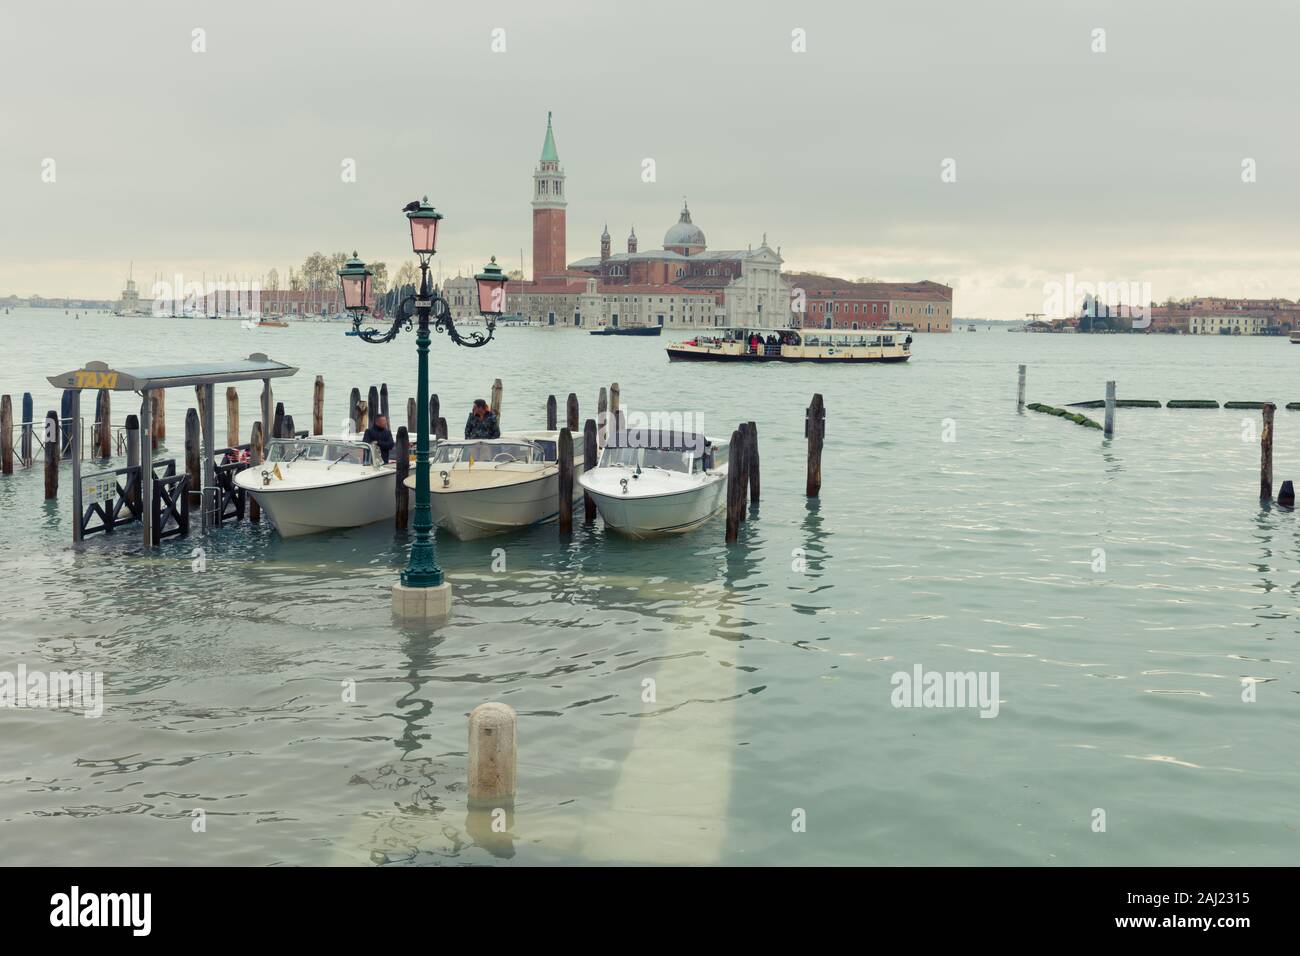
left=663, top=202, right=705, bottom=250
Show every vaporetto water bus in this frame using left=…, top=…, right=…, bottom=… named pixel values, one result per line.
left=665, top=327, right=912, bottom=363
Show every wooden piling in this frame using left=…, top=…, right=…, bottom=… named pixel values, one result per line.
left=272, top=402, right=285, bottom=441
left=491, top=378, right=503, bottom=425
left=185, top=408, right=202, bottom=507
left=60, top=389, right=74, bottom=457
left=558, top=427, right=574, bottom=535
left=195, top=384, right=208, bottom=444
left=1261, top=402, right=1276, bottom=502
left=226, top=387, right=240, bottom=448
left=44, top=411, right=58, bottom=499
left=125, top=414, right=140, bottom=510
left=381, top=383, right=390, bottom=419
left=95, top=388, right=111, bottom=458
left=368, top=386, right=380, bottom=427
left=395, top=426, right=410, bottom=531
left=152, top=387, right=165, bottom=447
left=407, top=397, right=416, bottom=435
left=430, top=395, right=440, bottom=435
left=1104, top=381, right=1116, bottom=438
left=597, top=386, right=608, bottom=445
left=348, top=387, right=361, bottom=433
left=546, top=395, right=557, bottom=430
left=725, top=429, right=744, bottom=542
left=566, top=393, right=579, bottom=433
left=284, top=415, right=295, bottom=439
left=736, top=423, right=751, bottom=524
left=20, top=393, right=32, bottom=467
left=249, top=421, right=263, bottom=522
left=583, top=418, right=597, bottom=522
left=1, top=395, right=12, bottom=475
left=260, top=380, right=272, bottom=446
left=313, top=376, right=324, bottom=435
left=806, top=393, right=825, bottom=498
left=468, top=702, right=517, bottom=809
left=436, top=417, right=448, bottom=441
left=746, top=420, right=760, bottom=504
left=1017, top=364, right=1026, bottom=411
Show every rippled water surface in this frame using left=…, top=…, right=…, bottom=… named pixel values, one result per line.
left=1, top=310, right=1298, bottom=865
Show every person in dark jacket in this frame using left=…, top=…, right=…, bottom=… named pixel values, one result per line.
left=362, top=414, right=395, bottom=463
left=464, top=399, right=501, bottom=439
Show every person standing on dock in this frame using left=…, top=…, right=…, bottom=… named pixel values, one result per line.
left=363, top=414, right=395, bottom=464
left=465, top=399, right=501, bottom=439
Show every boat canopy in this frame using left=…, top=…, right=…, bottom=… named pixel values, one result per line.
left=47, top=353, right=298, bottom=391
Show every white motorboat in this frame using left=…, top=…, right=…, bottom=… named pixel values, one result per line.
left=579, top=434, right=728, bottom=537
left=233, top=436, right=397, bottom=537
left=405, top=431, right=585, bottom=539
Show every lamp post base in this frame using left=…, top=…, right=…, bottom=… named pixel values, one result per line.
left=392, top=581, right=453, bottom=621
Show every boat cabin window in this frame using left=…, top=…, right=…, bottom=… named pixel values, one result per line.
left=433, top=441, right=538, bottom=464
left=266, top=440, right=371, bottom=465
left=600, top=445, right=697, bottom=473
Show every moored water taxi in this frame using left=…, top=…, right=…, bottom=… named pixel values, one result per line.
left=665, top=327, right=912, bottom=363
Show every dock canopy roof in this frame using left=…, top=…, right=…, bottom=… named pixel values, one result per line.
left=47, top=353, right=298, bottom=391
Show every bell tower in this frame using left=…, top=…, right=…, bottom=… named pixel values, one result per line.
left=531, top=111, right=566, bottom=280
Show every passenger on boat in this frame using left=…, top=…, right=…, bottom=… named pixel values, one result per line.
left=362, top=414, right=395, bottom=464
left=464, top=399, right=501, bottom=440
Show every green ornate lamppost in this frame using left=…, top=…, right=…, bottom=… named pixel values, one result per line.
left=339, top=198, right=508, bottom=618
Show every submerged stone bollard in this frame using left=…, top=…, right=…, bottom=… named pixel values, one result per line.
left=468, top=702, right=517, bottom=809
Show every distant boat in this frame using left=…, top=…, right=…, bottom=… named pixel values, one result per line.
left=589, top=325, right=662, bottom=337
left=667, top=327, right=912, bottom=363
left=257, top=317, right=288, bottom=328
left=1289, top=331, right=1300, bottom=344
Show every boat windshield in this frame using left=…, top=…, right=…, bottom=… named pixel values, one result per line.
left=599, top=445, right=698, bottom=473
left=266, top=440, right=370, bottom=465
left=433, top=441, right=539, bottom=464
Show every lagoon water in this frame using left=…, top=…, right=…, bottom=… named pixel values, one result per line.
left=1, top=309, right=1298, bottom=865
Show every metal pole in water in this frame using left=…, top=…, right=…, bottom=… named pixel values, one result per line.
left=1104, top=381, right=1116, bottom=438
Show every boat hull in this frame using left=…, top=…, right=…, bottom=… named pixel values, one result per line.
left=424, top=468, right=585, bottom=539
left=590, top=326, right=663, bottom=336
left=581, top=476, right=727, bottom=537
left=236, top=470, right=396, bottom=537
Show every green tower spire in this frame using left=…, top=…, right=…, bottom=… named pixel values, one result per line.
left=540, top=111, right=559, bottom=163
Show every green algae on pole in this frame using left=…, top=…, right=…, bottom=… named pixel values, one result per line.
left=1025, top=403, right=1103, bottom=429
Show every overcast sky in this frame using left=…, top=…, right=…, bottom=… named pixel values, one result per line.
left=2, top=0, right=1297, bottom=317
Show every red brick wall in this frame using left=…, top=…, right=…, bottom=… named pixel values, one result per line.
left=533, top=208, right=566, bottom=279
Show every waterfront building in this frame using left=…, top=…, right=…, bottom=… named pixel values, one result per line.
left=787, top=274, right=953, bottom=332
left=504, top=115, right=790, bottom=329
